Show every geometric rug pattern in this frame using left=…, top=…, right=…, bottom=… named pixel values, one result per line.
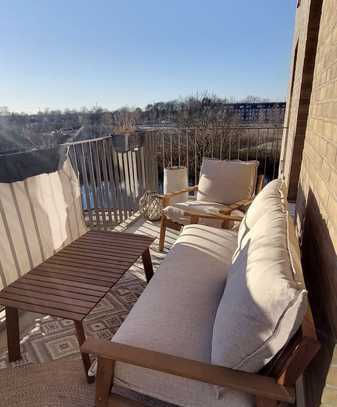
left=0, top=219, right=180, bottom=370
left=0, top=273, right=145, bottom=369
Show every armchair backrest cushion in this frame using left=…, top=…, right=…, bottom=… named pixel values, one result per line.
left=211, top=205, right=307, bottom=373
left=197, top=159, right=259, bottom=205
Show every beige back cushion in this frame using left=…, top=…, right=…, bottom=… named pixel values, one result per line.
left=0, top=158, right=87, bottom=289
left=197, top=159, right=259, bottom=205
left=234, top=178, right=287, bottom=260
left=212, top=207, right=307, bottom=373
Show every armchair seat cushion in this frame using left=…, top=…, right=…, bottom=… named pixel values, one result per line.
left=112, top=224, right=253, bottom=406
left=163, top=200, right=228, bottom=227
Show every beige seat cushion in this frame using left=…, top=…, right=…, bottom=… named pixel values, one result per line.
left=212, top=207, right=307, bottom=374
left=197, top=159, right=258, bottom=205
left=163, top=200, right=227, bottom=227
left=112, top=225, right=253, bottom=406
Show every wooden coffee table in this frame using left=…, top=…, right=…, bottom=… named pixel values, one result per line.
left=0, top=230, right=154, bottom=382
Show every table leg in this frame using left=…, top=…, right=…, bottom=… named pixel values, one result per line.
left=74, top=320, right=95, bottom=384
left=142, top=248, right=154, bottom=283
left=6, top=307, right=21, bottom=362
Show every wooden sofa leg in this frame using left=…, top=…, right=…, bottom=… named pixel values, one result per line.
left=96, top=357, right=115, bottom=407
left=74, top=321, right=94, bottom=384
left=159, top=215, right=167, bottom=252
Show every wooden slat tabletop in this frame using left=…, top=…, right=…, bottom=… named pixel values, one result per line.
left=0, top=231, right=155, bottom=321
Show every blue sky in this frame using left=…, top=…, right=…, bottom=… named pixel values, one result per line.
left=0, top=0, right=296, bottom=113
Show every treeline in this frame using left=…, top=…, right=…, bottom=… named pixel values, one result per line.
left=0, top=94, right=278, bottom=153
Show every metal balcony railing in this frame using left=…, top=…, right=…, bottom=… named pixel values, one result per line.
left=147, top=126, right=285, bottom=190
left=66, top=126, right=285, bottom=229
left=67, top=136, right=148, bottom=229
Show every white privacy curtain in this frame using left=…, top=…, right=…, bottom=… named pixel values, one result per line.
left=0, top=158, right=87, bottom=290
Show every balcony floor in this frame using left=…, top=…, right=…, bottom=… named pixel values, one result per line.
left=0, top=217, right=180, bottom=406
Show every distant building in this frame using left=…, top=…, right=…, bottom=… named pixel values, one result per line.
left=224, top=102, right=286, bottom=124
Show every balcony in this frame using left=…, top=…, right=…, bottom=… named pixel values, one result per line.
left=0, top=0, right=336, bottom=403
left=0, top=125, right=289, bottom=404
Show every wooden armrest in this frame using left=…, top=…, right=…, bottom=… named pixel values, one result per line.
left=162, top=185, right=198, bottom=206
left=225, top=198, right=253, bottom=212
left=182, top=208, right=244, bottom=222
left=81, top=339, right=295, bottom=403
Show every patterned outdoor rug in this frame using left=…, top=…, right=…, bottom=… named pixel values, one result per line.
left=0, top=271, right=146, bottom=368
left=0, top=220, right=180, bottom=406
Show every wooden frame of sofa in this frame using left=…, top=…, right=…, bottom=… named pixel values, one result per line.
left=82, top=291, right=320, bottom=407
left=159, top=174, right=265, bottom=251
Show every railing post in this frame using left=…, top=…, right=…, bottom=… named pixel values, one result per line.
left=143, top=131, right=159, bottom=192
left=152, top=132, right=159, bottom=192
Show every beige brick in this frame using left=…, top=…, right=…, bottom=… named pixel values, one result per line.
left=327, top=144, right=337, bottom=168
left=327, top=193, right=337, bottom=223
left=316, top=176, right=330, bottom=207
left=321, top=387, right=337, bottom=404
left=332, top=345, right=337, bottom=364
left=326, top=367, right=337, bottom=388
left=320, top=137, right=328, bottom=155
left=330, top=171, right=337, bottom=195
left=328, top=222, right=337, bottom=256
left=321, top=161, right=331, bottom=183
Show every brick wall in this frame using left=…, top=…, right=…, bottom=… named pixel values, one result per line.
left=280, top=0, right=323, bottom=200
left=297, top=0, right=337, bottom=336
left=282, top=0, right=337, bottom=405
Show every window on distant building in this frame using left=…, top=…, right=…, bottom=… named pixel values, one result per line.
left=297, top=0, right=301, bottom=7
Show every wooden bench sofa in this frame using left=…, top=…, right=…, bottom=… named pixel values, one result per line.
left=82, top=179, right=320, bottom=407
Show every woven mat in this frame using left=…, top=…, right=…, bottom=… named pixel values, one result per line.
left=0, top=360, right=95, bottom=407
left=0, top=359, right=175, bottom=407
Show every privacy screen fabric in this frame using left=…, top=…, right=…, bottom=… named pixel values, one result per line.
left=0, top=158, right=87, bottom=289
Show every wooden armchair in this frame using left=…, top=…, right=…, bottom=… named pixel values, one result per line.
left=159, top=174, right=264, bottom=251
left=81, top=304, right=320, bottom=407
